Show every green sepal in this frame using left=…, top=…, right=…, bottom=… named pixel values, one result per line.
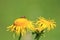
left=32, top=30, right=44, bottom=40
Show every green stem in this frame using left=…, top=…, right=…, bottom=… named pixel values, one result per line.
left=18, top=34, right=21, bottom=40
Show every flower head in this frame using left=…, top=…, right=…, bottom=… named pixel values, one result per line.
left=7, top=17, right=35, bottom=36
left=36, top=17, right=56, bottom=32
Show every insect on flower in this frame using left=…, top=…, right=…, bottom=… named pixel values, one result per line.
left=7, top=16, right=35, bottom=37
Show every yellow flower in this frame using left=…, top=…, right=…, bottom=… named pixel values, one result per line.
left=36, top=17, right=56, bottom=32
left=7, top=17, right=35, bottom=36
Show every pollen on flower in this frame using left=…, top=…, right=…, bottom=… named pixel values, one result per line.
left=7, top=16, right=56, bottom=40
left=7, top=17, right=35, bottom=36
left=14, top=18, right=28, bottom=26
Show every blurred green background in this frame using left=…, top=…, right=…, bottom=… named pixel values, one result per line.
left=0, top=0, right=60, bottom=40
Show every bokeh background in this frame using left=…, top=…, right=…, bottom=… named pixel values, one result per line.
left=0, top=0, right=60, bottom=40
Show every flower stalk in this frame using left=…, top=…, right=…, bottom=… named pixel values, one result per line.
left=18, top=33, right=21, bottom=40
left=7, top=16, right=56, bottom=40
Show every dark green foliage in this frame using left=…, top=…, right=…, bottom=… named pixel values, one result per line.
left=32, top=30, right=44, bottom=40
